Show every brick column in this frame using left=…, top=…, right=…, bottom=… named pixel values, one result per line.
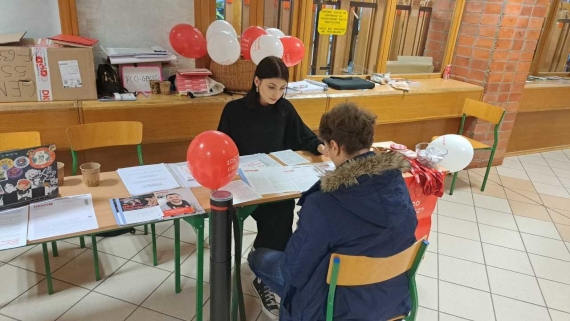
left=449, top=0, right=550, bottom=168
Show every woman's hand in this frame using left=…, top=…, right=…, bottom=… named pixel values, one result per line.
left=317, top=144, right=328, bottom=156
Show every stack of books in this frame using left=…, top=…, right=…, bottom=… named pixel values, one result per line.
left=175, top=68, right=212, bottom=95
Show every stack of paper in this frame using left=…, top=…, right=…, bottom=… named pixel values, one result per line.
left=102, top=47, right=177, bottom=64
left=0, top=206, right=28, bottom=250
left=280, top=165, right=322, bottom=192
left=239, top=168, right=298, bottom=195
left=287, top=80, right=328, bottom=94
left=117, top=164, right=181, bottom=195
left=270, top=150, right=310, bottom=166
left=168, top=162, right=201, bottom=188
left=28, top=194, right=99, bottom=241
left=313, top=161, right=336, bottom=175
left=221, top=180, right=263, bottom=205
left=239, top=154, right=282, bottom=169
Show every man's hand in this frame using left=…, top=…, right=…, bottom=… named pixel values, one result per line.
left=317, top=144, right=328, bottom=157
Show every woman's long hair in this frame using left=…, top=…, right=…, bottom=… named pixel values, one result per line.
left=245, top=56, right=289, bottom=106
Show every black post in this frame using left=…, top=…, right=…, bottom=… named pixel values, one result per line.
left=210, top=190, right=233, bottom=321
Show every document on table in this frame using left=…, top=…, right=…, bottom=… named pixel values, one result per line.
left=281, top=165, right=322, bottom=192
left=270, top=150, right=310, bottom=166
left=221, top=180, right=263, bottom=205
left=167, top=162, right=201, bottom=188
left=0, top=206, right=29, bottom=250
left=238, top=168, right=298, bottom=195
left=110, top=198, right=163, bottom=225
left=117, top=164, right=180, bottom=195
left=313, top=161, right=336, bottom=175
left=239, top=154, right=281, bottom=169
left=28, top=194, right=99, bottom=241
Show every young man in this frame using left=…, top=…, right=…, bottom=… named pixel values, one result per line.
left=248, top=102, right=418, bottom=320
left=165, top=193, right=192, bottom=209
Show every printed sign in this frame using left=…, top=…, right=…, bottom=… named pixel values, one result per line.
left=318, top=9, right=348, bottom=35
left=120, top=63, right=163, bottom=93
left=58, top=60, right=82, bottom=88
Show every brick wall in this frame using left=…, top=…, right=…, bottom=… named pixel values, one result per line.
left=424, top=0, right=456, bottom=72
left=450, top=0, right=550, bottom=168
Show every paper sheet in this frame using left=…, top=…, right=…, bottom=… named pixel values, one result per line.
left=313, top=161, right=336, bottom=175
left=221, top=180, right=263, bottom=205
left=270, top=150, right=310, bottom=166
left=0, top=206, right=29, bottom=250
left=28, top=194, right=99, bottom=241
left=239, top=168, right=298, bottom=195
left=117, top=164, right=180, bottom=195
left=112, top=198, right=163, bottom=225
left=281, top=165, right=322, bottom=192
left=168, top=163, right=201, bottom=188
left=239, top=154, right=281, bottom=169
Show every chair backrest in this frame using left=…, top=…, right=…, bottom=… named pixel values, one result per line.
left=0, top=131, right=41, bottom=152
left=462, top=98, right=505, bottom=125
left=66, top=121, right=143, bottom=151
left=326, top=237, right=428, bottom=286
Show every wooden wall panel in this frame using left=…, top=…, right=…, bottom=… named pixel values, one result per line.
left=374, top=118, right=461, bottom=148
left=507, top=110, right=570, bottom=153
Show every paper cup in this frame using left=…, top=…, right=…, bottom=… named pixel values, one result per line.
left=57, top=162, right=65, bottom=186
left=80, top=162, right=101, bottom=187
left=150, top=80, right=161, bottom=94
left=159, top=81, right=171, bottom=95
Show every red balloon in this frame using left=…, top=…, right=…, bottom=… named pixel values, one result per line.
left=280, top=36, right=305, bottom=67
left=169, top=24, right=207, bottom=59
left=187, top=131, right=239, bottom=190
left=241, top=26, right=267, bottom=60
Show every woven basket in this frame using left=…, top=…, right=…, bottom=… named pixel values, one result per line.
left=210, top=59, right=256, bottom=92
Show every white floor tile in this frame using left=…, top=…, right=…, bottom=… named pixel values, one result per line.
left=96, top=233, right=153, bottom=260
left=547, top=159, right=570, bottom=170
left=0, top=245, right=36, bottom=263
left=492, top=294, right=550, bottom=321
left=63, top=236, right=104, bottom=249
left=438, top=233, right=484, bottom=264
left=201, top=292, right=261, bottom=321
left=501, top=157, right=524, bottom=170
left=0, top=314, right=17, bottom=321
left=550, top=309, right=570, bottom=321
left=534, top=182, right=570, bottom=198
left=243, top=216, right=258, bottom=232
left=527, top=171, right=563, bottom=186
left=431, top=214, right=438, bottom=232
left=426, top=232, right=438, bottom=253
left=487, top=266, right=545, bottom=305
left=135, top=221, right=175, bottom=236
left=509, top=200, right=552, bottom=221
left=479, top=224, right=525, bottom=251
left=441, top=190, right=474, bottom=207
left=515, top=216, right=562, bottom=240
left=52, top=249, right=128, bottom=290
left=438, top=216, right=480, bottom=241
left=0, top=278, right=89, bottom=321
left=521, top=233, right=570, bottom=261
left=130, top=236, right=196, bottom=272
left=476, top=208, right=518, bottom=231
left=482, top=243, right=534, bottom=276
left=519, top=155, right=548, bottom=166
left=542, top=152, right=570, bottom=163
left=473, top=194, right=512, bottom=213
left=523, top=163, right=556, bottom=176
left=162, top=220, right=209, bottom=245
left=439, top=281, right=495, bottom=321
left=417, top=275, right=438, bottom=310
left=438, top=255, right=489, bottom=291
left=561, top=177, right=570, bottom=189
left=553, top=168, right=570, bottom=179
left=58, top=292, right=137, bottom=321
left=0, top=264, right=44, bottom=308
left=418, top=251, right=437, bottom=279
left=439, top=313, right=472, bottom=320
left=550, top=209, right=570, bottom=225
left=95, top=261, right=170, bottom=305
left=126, top=307, right=182, bottom=321
left=497, top=167, right=530, bottom=181
left=142, top=274, right=210, bottom=321
left=9, top=242, right=86, bottom=275
left=438, top=200, right=476, bottom=222
left=529, top=254, right=570, bottom=284
left=417, top=307, right=438, bottom=321
left=538, top=278, right=570, bottom=313
left=180, top=247, right=235, bottom=283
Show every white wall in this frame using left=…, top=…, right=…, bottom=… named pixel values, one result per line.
left=0, top=0, right=61, bottom=38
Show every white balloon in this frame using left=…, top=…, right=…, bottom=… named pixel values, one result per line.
left=428, top=134, right=474, bottom=173
left=265, top=28, right=285, bottom=38
left=207, top=32, right=241, bottom=65
left=250, top=35, right=284, bottom=65
left=206, top=20, right=237, bottom=40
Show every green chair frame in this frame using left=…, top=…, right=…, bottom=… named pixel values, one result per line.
left=326, top=239, right=429, bottom=321
left=448, top=99, right=506, bottom=195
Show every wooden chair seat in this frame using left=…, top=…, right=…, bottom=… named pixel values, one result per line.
left=431, top=135, right=491, bottom=150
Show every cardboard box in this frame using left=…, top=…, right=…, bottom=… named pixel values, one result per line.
left=0, top=37, right=97, bottom=103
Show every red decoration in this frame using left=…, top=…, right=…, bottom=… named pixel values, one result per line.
left=241, top=26, right=267, bottom=60
left=280, top=36, right=305, bottom=67
left=169, top=24, right=207, bottom=59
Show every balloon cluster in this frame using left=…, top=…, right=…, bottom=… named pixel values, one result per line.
left=169, top=22, right=305, bottom=66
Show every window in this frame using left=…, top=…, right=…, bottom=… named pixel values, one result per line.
left=532, top=0, right=570, bottom=74
left=218, top=0, right=294, bottom=34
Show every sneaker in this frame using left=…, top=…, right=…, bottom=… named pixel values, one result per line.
left=252, top=278, right=279, bottom=320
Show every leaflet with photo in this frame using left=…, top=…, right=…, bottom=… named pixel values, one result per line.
left=154, top=188, right=205, bottom=218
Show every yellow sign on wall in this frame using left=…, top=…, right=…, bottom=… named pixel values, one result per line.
left=317, top=9, right=348, bottom=35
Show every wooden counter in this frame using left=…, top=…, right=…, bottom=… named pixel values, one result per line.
left=0, top=78, right=482, bottom=171
left=507, top=80, right=570, bottom=155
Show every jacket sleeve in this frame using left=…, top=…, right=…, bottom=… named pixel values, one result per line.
left=281, top=197, right=330, bottom=289
left=283, top=100, right=323, bottom=155
left=217, top=102, right=231, bottom=135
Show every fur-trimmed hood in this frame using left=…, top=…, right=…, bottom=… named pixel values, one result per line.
left=320, top=151, right=410, bottom=193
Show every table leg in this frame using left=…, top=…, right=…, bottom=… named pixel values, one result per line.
left=174, top=219, right=181, bottom=294
left=91, top=235, right=101, bottom=281
left=144, top=224, right=149, bottom=235
left=151, top=224, right=158, bottom=266
left=196, top=217, right=205, bottom=321
left=79, top=236, right=86, bottom=248
left=42, top=243, right=54, bottom=295
left=51, top=241, right=58, bottom=257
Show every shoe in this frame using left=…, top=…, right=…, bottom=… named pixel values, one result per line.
left=252, top=278, right=279, bottom=320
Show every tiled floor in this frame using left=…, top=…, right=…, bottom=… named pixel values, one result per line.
left=1, top=150, right=570, bottom=320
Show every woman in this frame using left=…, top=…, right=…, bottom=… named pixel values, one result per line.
left=248, top=102, right=418, bottom=320
left=217, top=56, right=325, bottom=319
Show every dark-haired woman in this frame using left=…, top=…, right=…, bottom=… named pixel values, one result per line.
left=217, top=56, right=324, bottom=319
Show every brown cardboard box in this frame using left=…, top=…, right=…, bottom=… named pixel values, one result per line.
left=0, top=38, right=97, bottom=103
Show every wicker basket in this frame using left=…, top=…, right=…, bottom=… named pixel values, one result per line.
left=210, top=59, right=256, bottom=92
